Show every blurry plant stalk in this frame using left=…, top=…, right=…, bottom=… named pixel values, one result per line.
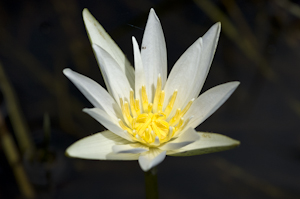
left=0, top=107, right=35, bottom=198
left=0, top=61, right=36, bottom=198
left=0, top=61, right=35, bottom=157
left=145, top=167, right=158, bottom=199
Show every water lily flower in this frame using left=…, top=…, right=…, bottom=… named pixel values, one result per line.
left=64, top=8, right=240, bottom=171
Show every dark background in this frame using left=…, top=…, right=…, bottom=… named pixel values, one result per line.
left=0, top=0, right=300, bottom=198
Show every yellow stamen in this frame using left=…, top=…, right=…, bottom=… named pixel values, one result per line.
left=174, top=116, right=193, bottom=137
left=123, top=102, right=133, bottom=125
left=177, top=117, right=184, bottom=127
left=164, top=90, right=178, bottom=117
left=144, top=128, right=152, bottom=143
left=141, top=85, right=148, bottom=112
left=153, top=75, right=162, bottom=113
left=167, top=127, right=174, bottom=140
left=148, top=103, right=153, bottom=113
left=130, top=90, right=137, bottom=117
left=132, top=117, right=137, bottom=130
left=137, top=116, right=152, bottom=136
left=118, top=119, right=134, bottom=135
left=119, top=97, right=124, bottom=108
left=157, top=90, right=165, bottom=112
left=135, top=134, right=146, bottom=144
left=179, top=99, right=194, bottom=118
left=135, top=99, right=140, bottom=115
left=169, top=108, right=181, bottom=126
left=118, top=76, right=194, bottom=147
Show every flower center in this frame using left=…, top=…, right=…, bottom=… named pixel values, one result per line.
left=118, top=76, right=194, bottom=147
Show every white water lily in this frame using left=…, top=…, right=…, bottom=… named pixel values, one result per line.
left=64, top=8, right=240, bottom=171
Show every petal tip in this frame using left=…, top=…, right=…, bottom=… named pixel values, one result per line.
left=205, top=22, right=221, bottom=41
left=65, top=145, right=76, bottom=158
left=235, top=81, right=241, bottom=86
left=234, top=139, right=241, bottom=146
left=150, top=8, right=155, bottom=14
left=82, top=8, right=93, bottom=21
left=132, top=36, right=138, bottom=44
left=63, top=68, right=71, bottom=74
left=63, top=68, right=74, bottom=77
left=149, top=8, right=159, bottom=21
left=82, top=107, right=92, bottom=113
left=138, top=151, right=166, bottom=171
left=230, top=81, right=241, bottom=90
left=214, top=22, right=221, bottom=31
left=65, top=150, right=71, bottom=157
left=82, top=8, right=89, bottom=15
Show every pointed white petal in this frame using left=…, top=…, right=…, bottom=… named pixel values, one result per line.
left=164, top=23, right=221, bottom=111
left=159, top=128, right=199, bottom=151
left=93, top=44, right=132, bottom=104
left=132, top=36, right=145, bottom=98
left=141, top=8, right=167, bottom=102
left=193, top=22, right=221, bottom=97
left=83, top=108, right=133, bottom=141
left=167, top=132, right=240, bottom=156
left=138, top=149, right=166, bottom=171
left=83, top=9, right=135, bottom=88
left=191, top=22, right=221, bottom=98
left=66, top=130, right=139, bottom=160
left=163, top=37, right=202, bottom=110
left=184, top=81, right=239, bottom=129
left=112, top=144, right=148, bottom=154
left=63, top=68, right=121, bottom=119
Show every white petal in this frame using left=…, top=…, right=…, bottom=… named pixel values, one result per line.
left=184, top=81, right=239, bottom=129
left=83, top=108, right=133, bottom=141
left=138, top=149, right=166, bottom=171
left=163, top=37, right=202, bottom=111
left=66, top=130, right=139, bottom=160
left=192, top=22, right=221, bottom=98
left=159, top=128, right=199, bottom=151
left=83, top=9, right=135, bottom=88
left=132, top=37, right=145, bottom=99
left=112, top=144, right=148, bottom=154
left=63, top=68, right=121, bottom=119
left=141, top=8, right=167, bottom=102
left=93, top=44, right=132, bottom=104
left=167, top=132, right=240, bottom=156
left=164, top=23, right=221, bottom=111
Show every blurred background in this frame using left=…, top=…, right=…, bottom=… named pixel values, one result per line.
left=0, top=0, right=300, bottom=198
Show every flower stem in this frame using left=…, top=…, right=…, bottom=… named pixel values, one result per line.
left=144, top=167, right=159, bottom=199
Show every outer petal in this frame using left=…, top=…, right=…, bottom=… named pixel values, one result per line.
left=66, top=130, right=139, bottom=160
left=138, top=149, right=166, bottom=171
left=63, top=68, right=121, bottom=119
left=167, top=132, right=240, bottom=156
left=83, top=9, right=135, bottom=88
left=164, top=23, right=221, bottom=112
left=159, top=128, right=199, bottom=151
left=83, top=108, right=133, bottom=141
left=132, top=36, right=145, bottom=99
left=141, top=8, right=167, bottom=102
left=184, top=81, right=239, bottom=130
left=93, top=44, right=132, bottom=105
left=112, top=144, right=148, bottom=154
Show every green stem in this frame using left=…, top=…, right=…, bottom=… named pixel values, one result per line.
left=144, top=167, right=159, bottom=199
